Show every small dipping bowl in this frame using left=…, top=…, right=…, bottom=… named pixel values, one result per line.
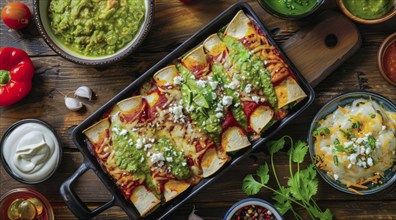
left=0, top=119, right=62, bottom=184
left=378, top=32, right=396, bottom=86
left=0, top=188, right=54, bottom=220
left=337, top=0, right=396, bottom=24
left=256, top=0, right=325, bottom=20
left=308, top=92, right=396, bottom=195
left=224, top=198, right=283, bottom=220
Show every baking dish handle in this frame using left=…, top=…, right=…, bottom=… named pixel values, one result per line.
left=60, top=161, right=116, bottom=219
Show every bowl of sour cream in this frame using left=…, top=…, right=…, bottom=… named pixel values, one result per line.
left=0, top=119, right=62, bottom=184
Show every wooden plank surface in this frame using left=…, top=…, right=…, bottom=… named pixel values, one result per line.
left=1, top=0, right=396, bottom=219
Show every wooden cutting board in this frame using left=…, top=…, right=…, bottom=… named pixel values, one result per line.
left=281, top=11, right=362, bottom=87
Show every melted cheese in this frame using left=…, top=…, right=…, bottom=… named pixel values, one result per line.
left=314, top=99, right=396, bottom=186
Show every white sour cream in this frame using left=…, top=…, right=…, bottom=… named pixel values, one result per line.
left=2, top=122, right=60, bottom=182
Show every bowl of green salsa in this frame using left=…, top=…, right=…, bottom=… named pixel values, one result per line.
left=33, top=0, right=153, bottom=65
left=338, top=0, right=396, bottom=24
left=257, top=0, right=325, bottom=20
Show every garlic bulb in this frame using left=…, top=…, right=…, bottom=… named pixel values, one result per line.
left=65, top=97, right=83, bottom=111
left=188, top=206, right=204, bottom=220
left=74, top=86, right=93, bottom=100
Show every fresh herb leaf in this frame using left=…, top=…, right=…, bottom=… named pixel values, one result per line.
left=334, top=145, right=345, bottom=152
left=311, top=208, right=334, bottom=220
left=257, top=163, right=270, bottom=185
left=333, top=155, right=339, bottom=166
left=267, top=136, right=285, bottom=155
left=291, top=140, right=308, bottom=163
left=313, top=127, right=330, bottom=136
left=368, top=136, right=376, bottom=150
left=333, top=138, right=340, bottom=145
left=273, top=186, right=292, bottom=215
left=369, top=113, right=376, bottom=118
left=288, top=164, right=318, bottom=202
left=242, top=174, right=263, bottom=196
left=340, top=129, right=355, bottom=140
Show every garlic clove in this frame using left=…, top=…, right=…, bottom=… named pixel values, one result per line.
left=65, top=97, right=83, bottom=111
left=188, top=206, right=204, bottom=220
left=74, top=86, right=93, bottom=100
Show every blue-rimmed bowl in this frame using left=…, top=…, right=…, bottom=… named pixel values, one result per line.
left=308, top=91, right=396, bottom=195
left=224, top=198, right=283, bottom=220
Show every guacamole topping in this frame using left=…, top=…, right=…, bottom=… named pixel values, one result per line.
left=111, top=126, right=191, bottom=191
left=343, top=0, right=393, bottom=20
left=262, top=0, right=319, bottom=16
left=178, top=64, right=223, bottom=143
left=221, top=35, right=278, bottom=109
left=48, top=0, right=145, bottom=57
left=156, top=137, right=191, bottom=180
left=211, top=64, right=247, bottom=129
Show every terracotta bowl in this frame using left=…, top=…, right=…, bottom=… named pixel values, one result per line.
left=378, top=32, right=396, bottom=86
left=337, top=0, right=396, bottom=24
left=33, top=0, right=153, bottom=66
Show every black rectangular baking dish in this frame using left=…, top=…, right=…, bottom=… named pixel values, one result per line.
left=60, top=2, right=315, bottom=219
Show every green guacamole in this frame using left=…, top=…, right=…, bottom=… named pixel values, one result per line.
left=343, top=0, right=393, bottom=20
left=262, top=0, right=319, bottom=16
left=221, top=35, right=278, bottom=110
left=178, top=64, right=223, bottom=143
left=48, top=0, right=145, bottom=57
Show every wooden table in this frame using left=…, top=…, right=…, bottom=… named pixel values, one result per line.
left=1, top=0, right=396, bottom=219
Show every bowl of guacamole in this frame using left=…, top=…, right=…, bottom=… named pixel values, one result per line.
left=257, top=0, right=325, bottom=20
left=338, top=0, right=396, bottom=24
left=33, top=0, right=153, bottom=65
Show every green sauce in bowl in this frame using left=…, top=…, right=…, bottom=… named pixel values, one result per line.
left=262, top=0, right=319, bottom=16
left=48, top=0, right=145, bottom=57
left=343, top=0, right=394, bottom=20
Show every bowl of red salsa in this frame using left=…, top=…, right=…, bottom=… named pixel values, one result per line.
left=378, top=32, right=396, bottom=86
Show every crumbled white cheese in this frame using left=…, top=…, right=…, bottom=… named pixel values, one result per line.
left=252, top=96, right=260, bottom=103
left=234, top=102, right=240, bottom=107
left=169, top=105, right=185, bottom=123
left=209, top=81, right=218, bottom=90
left=119, top=129, right=128, bottom=136
left=136, top=139, right=143, bottom=149
left=144, top=144, right=153, bottom=151
left=182, top=162, right=187, bottom=166
left=367, top=157, right=373, bottom=167
left=212, top=92, right=217, bottom=99
left=173, top=76, right=184, bottom=85
left=215, top=103, right=223, bottom=112
left=347, top=163, right=352, bottom=169
left=226, top=80, right=238, bottom=90
left=245, top=84, right=252, bottom=94
left=150, top=152, right=165, bottom=164
left=260, top=97, right=266, bottom=103
left=333, top=174, right=339, bottom=180
left=197, top=80, right=206, bottom=87
left=382, top=125, right=386, bottom=131
left=264, top=60, right=268, bottom=65
left=349, top=153, right=357, bottom=164
left=216, top=112, right=223, bottom=118
left=166, top=157, right=173, bottom=162
left=222, top=96, right=233, bottom=107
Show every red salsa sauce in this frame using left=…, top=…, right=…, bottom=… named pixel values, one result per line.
left=383, top=40, right=396, bottom=84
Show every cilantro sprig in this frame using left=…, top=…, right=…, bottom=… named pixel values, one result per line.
left=242, top=136, right=333, bottom=220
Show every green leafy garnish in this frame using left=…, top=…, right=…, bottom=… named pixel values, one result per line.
left=334, top=145, right=345, bottom=152
left=334, top=138, right=340, bottom=145
left=312, top=127, right=330, bottom=136
left=369, top=113, right=376, bottom=119
left=349, top=121, right=363, bottom=132
left=340, top=129, right=355, bottom=140
left=367, top=136, right=376, bottom=150
left=243, top=136, right=333, bottom=220
left=333, top=155, right=339, bottom=166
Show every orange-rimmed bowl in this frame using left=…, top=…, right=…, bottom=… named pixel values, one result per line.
left=378, top=32, right=396, bottom=86
left=0, top=188, right=54, bottom=220
left=337, top=0, right=396, bottom=24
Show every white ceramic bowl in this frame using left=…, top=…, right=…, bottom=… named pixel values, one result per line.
left=224, top=198, right=283, bottom=220
left=33, top=0, right=153, bottom=66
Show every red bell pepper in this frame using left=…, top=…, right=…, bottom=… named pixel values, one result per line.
left=0, top=47, right=34, bottom=106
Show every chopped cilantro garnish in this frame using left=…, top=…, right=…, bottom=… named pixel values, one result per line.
left=335, top=145, right=345, bottom=152
left=369, top=113, right=376, bottom=119
left=333, top=155, right=339, bottom=166
left=313, top=127, right=330, bottom=136
left=334, top=138, right=340, bottom=145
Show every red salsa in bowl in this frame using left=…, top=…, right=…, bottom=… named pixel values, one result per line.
left=378, top=33, right=396, bottom=86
